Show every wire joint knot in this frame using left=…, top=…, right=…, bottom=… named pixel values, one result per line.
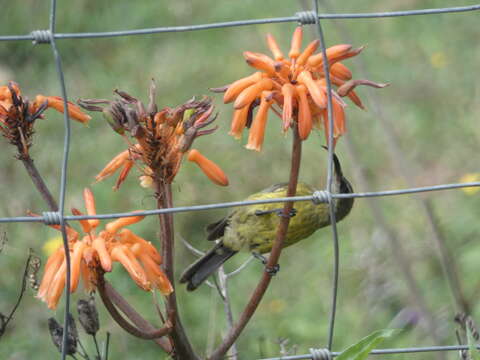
left=42, top=211, right=62, bottom=225
left=310, top=348, right=332, bottom=360
left=31, top=30, right=52, bottom=44
left=296, top=11, right=318, bottom=25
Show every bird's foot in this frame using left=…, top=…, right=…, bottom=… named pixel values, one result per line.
left=255, top=208, right=297, bottom=218
left=252, top=252, right=280, bottom=276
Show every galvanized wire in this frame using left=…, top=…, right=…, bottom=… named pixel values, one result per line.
left=0, top=181, right=478, bottom=223
left=1, top=5, right=480, bottom=41
left=1, top=2, right=479, bottom=360
left=47, top=0, right=73, bottom=358
left=261, top=344, right=480, bottom=359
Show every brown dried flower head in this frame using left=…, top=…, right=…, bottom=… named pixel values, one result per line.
left=78, top=80, right=229, bottom=189
left=214, top=27, right=388, bottom=149
left=0, top=81, right=91, bottom=157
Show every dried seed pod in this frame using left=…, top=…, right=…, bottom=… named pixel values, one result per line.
left=48, top=317, right=77, bottom=355
left=77, top=297, right=99, bottom=335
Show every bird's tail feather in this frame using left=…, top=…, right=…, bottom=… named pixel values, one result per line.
left=180, top=242, right=237, bottom=291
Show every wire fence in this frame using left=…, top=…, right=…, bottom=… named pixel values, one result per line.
left=1, top=1, right=480, bottom=359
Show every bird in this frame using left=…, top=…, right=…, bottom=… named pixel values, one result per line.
left=180, top=153, right=354, bottom=291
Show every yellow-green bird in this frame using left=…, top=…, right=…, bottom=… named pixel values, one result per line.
left=180, top=153, right=354, bottom=291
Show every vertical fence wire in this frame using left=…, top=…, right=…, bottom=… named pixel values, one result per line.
left=47, top=0, right=73, bottom=358
left=1, top=3, right=480, bottom=360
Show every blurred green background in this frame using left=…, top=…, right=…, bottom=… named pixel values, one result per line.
left=0, top=0, right=479, bottom=359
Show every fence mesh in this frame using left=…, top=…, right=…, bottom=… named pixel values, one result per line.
left=1, top=1, right=480, bottom=359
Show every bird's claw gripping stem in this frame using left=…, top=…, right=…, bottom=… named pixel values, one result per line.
left=252, top=252, right=280, bottom=276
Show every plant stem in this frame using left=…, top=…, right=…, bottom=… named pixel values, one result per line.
left=97, top=279, right=172, bottom=341
left=208, top=126, right=302, bottom=360
left=217, top=266, right=238, bottom=360
left=20, top=156, right=58, bottom=211
left=156, top=181, right=199, bottom=360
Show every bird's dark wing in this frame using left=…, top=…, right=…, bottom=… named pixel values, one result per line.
left=205, top=216, right=231, bottom=241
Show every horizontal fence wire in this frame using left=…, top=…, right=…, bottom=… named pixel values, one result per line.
left=261, top=344, right=480, bottom=360
left=0, top=182, right=479, bottom=224
left=0, top=5, right=480, bottom=41
left=1, top=2, right=480, bottom=360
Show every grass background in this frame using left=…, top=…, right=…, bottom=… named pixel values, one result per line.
left=0, top=0, right=479, bottom=359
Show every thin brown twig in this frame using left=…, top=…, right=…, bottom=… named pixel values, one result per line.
left=0, top=253, right=33, bottom=339
left=20, top=156, right=58, bottom=211
left=156, top=181, right=199, bottom=360
left=208, top=125, right=302, bottom=360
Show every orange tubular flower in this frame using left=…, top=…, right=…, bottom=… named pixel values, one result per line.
left=0, top=82, right=91, bottom=157
left=216, top=27, right=388, bottom=148
left=78, top=82, right=229, bottom=189
left=36, top=188, right=172, bottom=310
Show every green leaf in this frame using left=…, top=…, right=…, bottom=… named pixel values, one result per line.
left=336, top=329, right=399, bottom=360
left=466, top=326, right=480, bottom=360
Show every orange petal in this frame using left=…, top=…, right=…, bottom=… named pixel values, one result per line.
left=296, top=85, right=313, bottom=140
left=243, top=52, right=276, bottom=76
left=114, top=160, right=134, bottom=191
left=329, top=46, right=365, bottom=66
left=71, top=208, right=92, bottom=233
left=229, top=106, right=250, bottom=140
left=245, top=92, right=274, bottom=151
left=330, top=62, right=352, bottom=81
left=307, top=44, right=352, bottom=68
left=105, top=213, right=145, bottom=234
left=234, top=78, right=273, bottom=110
left=266, top=34, right=284, bottom=61
left=288, top=26, right=303, bottom=60
left=297, top=39, right=320, bottom=67
left=80, top=259, right=95, bottom=292
left=92, top=236, right=112, bottom=272
left=281, top=83, right=296, bottom=132
left=333, top=99, right=346, bottom=136
left=223, top=72, right=263, bottom=104
left=46, top=260, right=66, bottom=309
left=117, top=228, right=162, bottom=264
left=322, top=99, right=346, bottom=145
left=37, top=247, right=64, bottom=300
left=187, top=149, right=229, bottom=186
left=95, top=148, right=131, bottom=183
left=35, top=95, right=91, bottom=124
left=297, top=71, right=326, bottom=108
left=83, top=188, right=100, bottom=228
left=111, top=245, right=150, bottom=291
left=347, top=90, right=364, bottom=109
left=70, top=241, right=86, bottom=293
left=135, top=248, right=173, bottom=295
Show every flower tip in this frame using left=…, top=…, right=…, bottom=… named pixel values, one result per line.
left=245, top=143, right=261, bottom=152
left=187, top=149, right=229, bottom=186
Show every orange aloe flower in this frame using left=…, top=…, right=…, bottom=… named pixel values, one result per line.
left=78, top=82, right=228, bottom=189
left=214, top=27, right=387, bottom=149
left=0, top=81, right=91, bottom=157
left=36, top=188, right=173, bottom=310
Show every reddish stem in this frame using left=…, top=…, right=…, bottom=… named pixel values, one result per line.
left=208, top=126, right=302, bottom=360
left=156, top=181, right=200, bottom=360
left=97, top=277, right=173, bottom=341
